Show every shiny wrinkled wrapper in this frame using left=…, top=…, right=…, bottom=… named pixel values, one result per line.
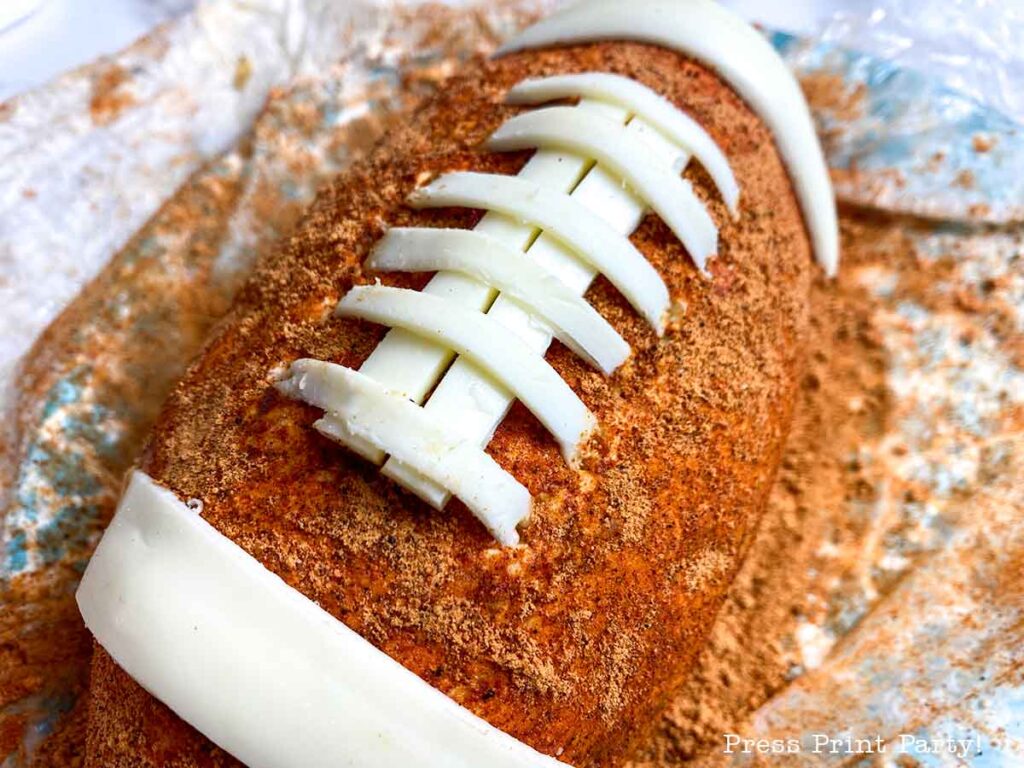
left=1, top=0, right=1022, bottom=765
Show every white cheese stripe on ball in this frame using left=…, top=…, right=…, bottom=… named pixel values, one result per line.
left=498, top=0, right=839, bottom=275
left=335, top=284, right=597, bottom=464
left=368, top=227, right=630, bottom=375
left=76, top=472, right=568, bottom=767
left=506, top=73, right=738, bottom=216
left=409, top=172, right=670, bottom=332
left=349, top=99, right=631, bottom=467
left=486, top=106, right=719, bottom=275
left=276, top=359, right=530, bottom=545
left=382, top=110, right=688, bottom=510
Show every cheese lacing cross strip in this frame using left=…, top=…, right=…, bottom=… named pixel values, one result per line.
left=277, top=72, right=737, bottom=546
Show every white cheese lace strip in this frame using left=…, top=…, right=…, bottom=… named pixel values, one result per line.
left=76, top=472, right=566, bottom=767
left=368, top=228, right=629, bottom=375
left=409, top=172, right=670, bottom=332
left=497, top=0, right=839, bottom=276
left=385, top=118, right=684, bottom=509
left=335, top=285, right=597, bottom=464
left=276, top=360, right=530, bottom=545
left=486, top=106, right=718, bottom=274
left=349, top=99, right=628, bottom=466
left=506, top=73, right=738, bottom=216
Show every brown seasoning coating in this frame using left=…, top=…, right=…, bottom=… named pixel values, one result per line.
left=84, top=42, right=813, bottom=766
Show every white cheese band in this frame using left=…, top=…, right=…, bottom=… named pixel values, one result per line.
left=276, top=360, right=531, bottom=545
left=335, top=285, right=597, bottom=463
left=498, top=0, right=839, bottom=276
left=409, top=172, right=671, bottom=332
left=368, top=228, right=629, bottom=375
left=506, top=73, right=739, bottom=216
left=76, top=472, right=568, bottom=767
left=486, top=106, right=719, bottom=274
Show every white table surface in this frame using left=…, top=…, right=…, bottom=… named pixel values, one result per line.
left=0, top=0, right=847, bottom=103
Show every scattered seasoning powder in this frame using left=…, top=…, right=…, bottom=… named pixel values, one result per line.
left=88, top=64, right=136, bottom=126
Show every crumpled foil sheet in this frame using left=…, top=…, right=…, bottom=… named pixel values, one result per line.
left=774, top=30, right=1024, bottom=225
left=816, top=0, right=1024, bottom=127
left=1, top=0, right=1022, bottom=765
